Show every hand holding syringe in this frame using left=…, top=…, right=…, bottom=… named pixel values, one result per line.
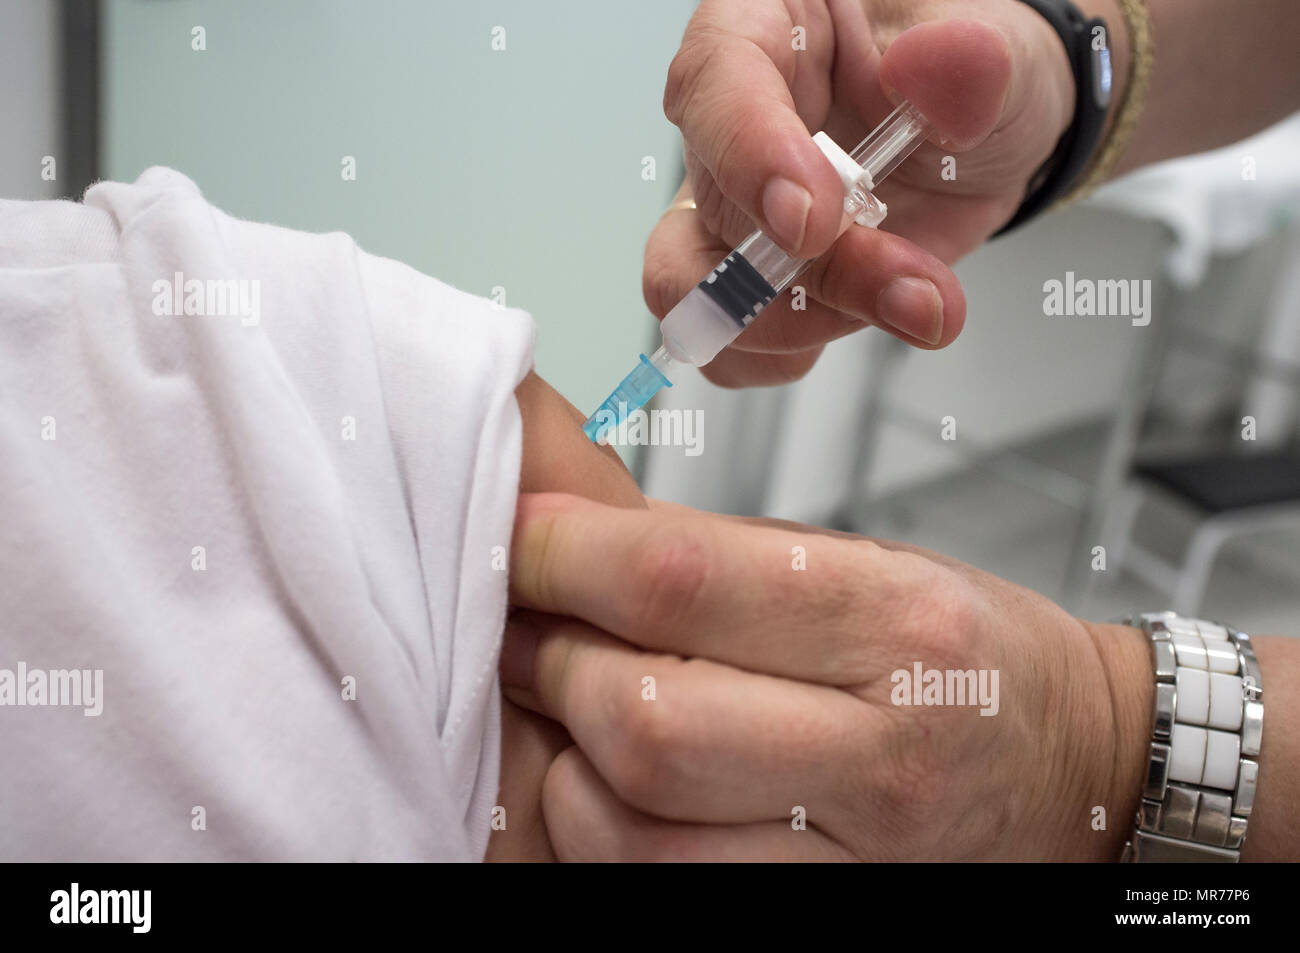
left=584, top=101, right=933, bottom=443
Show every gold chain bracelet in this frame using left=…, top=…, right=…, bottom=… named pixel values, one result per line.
left=1061, top=0, right=1155, bottom=206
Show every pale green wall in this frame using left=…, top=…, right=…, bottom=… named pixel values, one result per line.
left=103, top=0, right=691, bottom=420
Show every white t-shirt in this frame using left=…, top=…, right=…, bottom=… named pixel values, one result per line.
left=0, top=168, right=534, bottom=860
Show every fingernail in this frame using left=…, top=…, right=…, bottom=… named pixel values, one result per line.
left=500, top=613, right=540, bottom=688
left=877, top=277, right=944, bottom=345
left=762, top=177, right=813, bottom=252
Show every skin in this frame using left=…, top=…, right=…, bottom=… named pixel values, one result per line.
left=644, top=0, right=1300, bottom=387
left=503, top=494, right=1300, bottom=861
left=485, top=373, right=645, bottom=861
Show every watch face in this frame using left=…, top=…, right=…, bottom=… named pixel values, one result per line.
left=1093, top=47, right=1113, bottom=109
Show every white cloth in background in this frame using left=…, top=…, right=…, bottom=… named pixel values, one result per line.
left=1088, top=113, right=1300, bottom=288
left=0, top=167, right=534, bottom=860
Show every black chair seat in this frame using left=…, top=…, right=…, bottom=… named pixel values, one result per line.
left=1134, top=450, right=1300, bottom=514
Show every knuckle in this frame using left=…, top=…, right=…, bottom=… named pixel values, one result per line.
left=663, top=39, right=709, bottom=126
left=919, top=578, right=982, bottom=663
left=669, top=61, right=753, bottom=204
left=641, top=241, right=677, bottom=319
left=627, top=525, right=714, bottom=633
left=804, top=237, right=865, bottom=319
left=881, top=735, right=950, bottom=834
left=845, top=713, right=952, bottom=858
left=606, top=693, right=681, bottom=806
left=906, top=579, right=983, bottom=669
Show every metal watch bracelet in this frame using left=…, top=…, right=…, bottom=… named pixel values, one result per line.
left=1121, top=612, right=1263, bottom=862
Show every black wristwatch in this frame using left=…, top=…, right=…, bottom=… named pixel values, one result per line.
left=995, top=0, right=1113, bottom=235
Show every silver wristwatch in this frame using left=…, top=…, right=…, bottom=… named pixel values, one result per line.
left=1121, top=611, right=1263, bottom=862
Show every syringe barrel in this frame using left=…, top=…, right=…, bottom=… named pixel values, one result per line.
left=659, top=197, right=869, bottom=365
left=659, top=242, right=798, bottom=365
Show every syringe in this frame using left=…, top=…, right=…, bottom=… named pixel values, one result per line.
left=583, top=100, right=933, bottom=443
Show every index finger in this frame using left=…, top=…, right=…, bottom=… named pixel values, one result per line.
left=509, top=492, right=933, bottom=685
left=664, top=0, right=847, bottom=258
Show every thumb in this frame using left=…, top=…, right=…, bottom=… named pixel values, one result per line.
left=879, top=20, right=1015, bottom=151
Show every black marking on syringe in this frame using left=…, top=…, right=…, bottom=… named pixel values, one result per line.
left=697, top=253, right=777, bottom=328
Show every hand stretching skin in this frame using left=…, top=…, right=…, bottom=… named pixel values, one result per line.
left=501, top=493, right=1300, bottom=861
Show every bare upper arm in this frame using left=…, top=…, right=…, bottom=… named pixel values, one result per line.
left=487, top=371, right=645, bottom=861
left=514, top=371, right=646, bottom=510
